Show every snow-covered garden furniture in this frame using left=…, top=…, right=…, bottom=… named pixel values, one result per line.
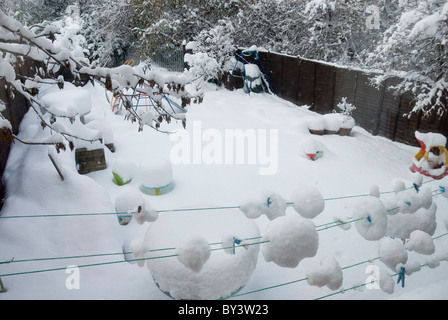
left=75, top=147, right=107, bottom=174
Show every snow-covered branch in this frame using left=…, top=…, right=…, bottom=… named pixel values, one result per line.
left=0, top=8, right=202, bottom=144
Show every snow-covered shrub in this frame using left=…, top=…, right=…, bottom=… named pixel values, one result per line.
left=184, top=51, right=222, bottom=83
left=185, top=20, right=236, bottom=85
left=337, top=97, right=356, bottom=129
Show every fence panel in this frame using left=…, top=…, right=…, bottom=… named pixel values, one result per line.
left=313, top=63, right=335, bottom=114
left=376, top=77, right=401, bottom=141
left=297, top=59, right=316, bottom=107
left=333, top=68, right=357, bottom=109
left=394, top=92, right=421, bottom=146
left=153, top=47, right=185, bottom=72
left=353, top=72, right=382, bottom=133
left=266, top=53, right=283, bottom=96
left=281, top=55, right=299, bottom=104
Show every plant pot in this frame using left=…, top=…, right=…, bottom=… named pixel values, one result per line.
left=309, top=129, right=324, bottom=135
left=339, top=127, right=352, bottom=136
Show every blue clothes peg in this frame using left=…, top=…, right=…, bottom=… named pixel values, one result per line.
left=413, top=183, right=419, bottom=193
left=397, top=266, right=406, bottom=288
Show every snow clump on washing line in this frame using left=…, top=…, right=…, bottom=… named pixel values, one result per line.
left=290, top=186, right=325, bottom=219
left=239, top=190, right=287, bottom=220
left=176, top=234, right=211, bottom=273
left=386, top=202, right=437, bottom=240
left=306, top=257, right=343, bottom=291
left=114, top=186, right=158, bottom=224
left=405, top=230, right=435, bottom=255
left=261, top=214, right=318, bottom=268
left=353, top=196, right=388, bottom=241
left=378, top=237, right=408, bottom=272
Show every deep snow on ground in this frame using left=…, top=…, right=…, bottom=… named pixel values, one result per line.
left=0, top=77, right=447, bottom=300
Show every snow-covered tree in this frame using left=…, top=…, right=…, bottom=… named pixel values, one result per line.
left=133, top=0, right=241, bottom=60
left=368, top=0, right=448, bottom=117
left=0, top=0, right=72, bottom=26
left=79, top=0, right=134, bottom=67
left=0, top=8, right=202, bottom=151
left=185, top=20, right=236, bottom=84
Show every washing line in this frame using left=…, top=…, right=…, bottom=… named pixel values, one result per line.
left=0, top=180, right=444, bottom=220
left=0, top=238, right=266, bottom=278
left=0, top=236, right=264, bottom=266
left=224, top=232, right=448, bottom=300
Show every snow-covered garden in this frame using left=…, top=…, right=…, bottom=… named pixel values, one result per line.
left=1, top=0, right=448, bottom=301
left=0, top=72, right=448, bottom=299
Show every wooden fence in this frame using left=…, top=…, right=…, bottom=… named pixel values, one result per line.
left=237, top=50, right=448, bottom=147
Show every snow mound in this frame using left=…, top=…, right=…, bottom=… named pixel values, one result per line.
left=40, top=88, right=92, bottom=118
left=139, top=157, right=173, bottom=188
left=300, top=137, right=324, bottom=160
left=138, top=210, right=260, bottom=300
left=261, top=214, right=319, bottom=268
left=112, top=157, right=135, bottom=186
